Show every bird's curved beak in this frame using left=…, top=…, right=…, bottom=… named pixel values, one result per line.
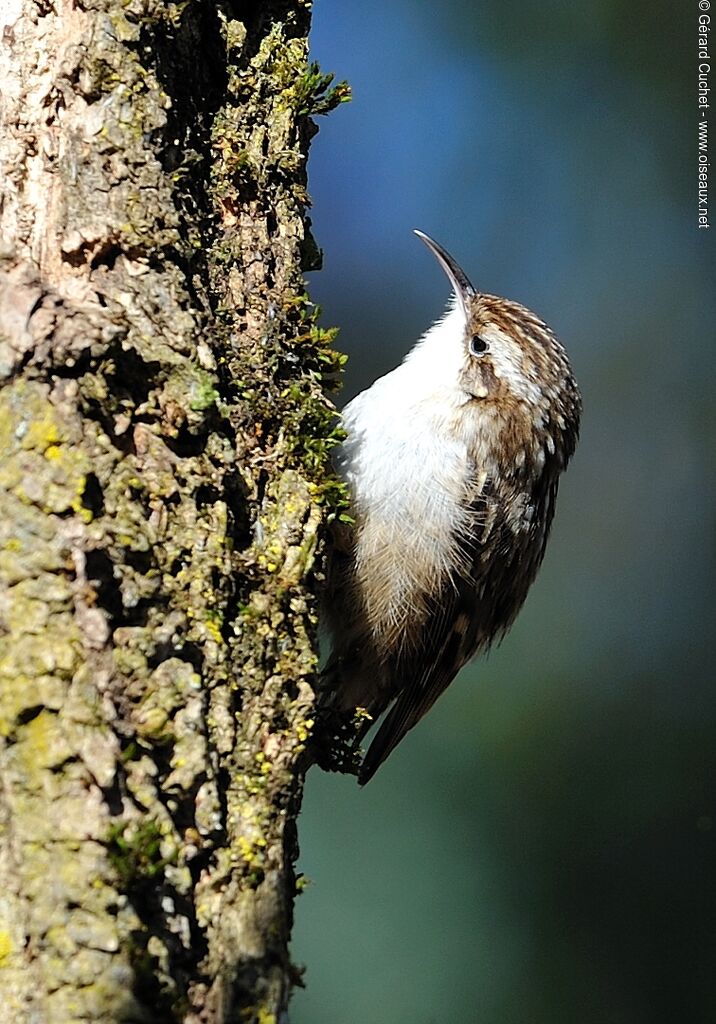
left=414, top=229, right=475, bottom=318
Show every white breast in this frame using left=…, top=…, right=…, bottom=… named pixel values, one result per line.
left=337, top=306, right=477, bottom=652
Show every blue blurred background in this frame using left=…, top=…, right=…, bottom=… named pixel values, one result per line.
left=293, top=2, right=716, bottom=1021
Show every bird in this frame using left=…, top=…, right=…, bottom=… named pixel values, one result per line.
left=323, top=230, right=581, bottom=784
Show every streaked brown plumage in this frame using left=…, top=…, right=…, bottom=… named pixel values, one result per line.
left=324, top=231, right=581, bottom=783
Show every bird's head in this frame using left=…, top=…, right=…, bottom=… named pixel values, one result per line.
left=414, top=229, right=581, bottom=468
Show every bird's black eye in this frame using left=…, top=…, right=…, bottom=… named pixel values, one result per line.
left=470, top=335, right=489, bottom=356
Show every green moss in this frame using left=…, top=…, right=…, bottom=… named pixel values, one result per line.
left=188, top=371, right=219, bottom=411
left=106, top=820, right=176, bottom=888
left=288, top=62, right=351, bottom=116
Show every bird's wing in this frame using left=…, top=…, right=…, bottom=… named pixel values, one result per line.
left=358, top=581, right=477, bottom=784
left=357, top=472, right=498, bottom=785
left=357, top=469, right=561, bottom=783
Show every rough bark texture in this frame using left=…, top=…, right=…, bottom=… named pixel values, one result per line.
left=0, top=1, right=346, bottom=1021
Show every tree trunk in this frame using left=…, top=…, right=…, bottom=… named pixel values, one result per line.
left=0, top=1, right=346, bottom=1020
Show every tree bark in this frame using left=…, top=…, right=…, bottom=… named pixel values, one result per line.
left=0, top=1, right=346, bottom=1020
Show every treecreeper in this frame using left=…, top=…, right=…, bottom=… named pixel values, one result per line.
left=324, top=231, right=581, bottom=784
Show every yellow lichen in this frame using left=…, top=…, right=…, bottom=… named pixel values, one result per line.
left=295, top=718, right=313, bottom=743
left=204, top=617, right=224, bottom=644
left=23, top=412, right=60, bottom=453
left=0, top=929, right=13, bottom=965
left=236, top=834, right=267, bottom=870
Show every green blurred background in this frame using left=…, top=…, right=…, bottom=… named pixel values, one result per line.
left=292, top=2, right=716, bottom=1022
